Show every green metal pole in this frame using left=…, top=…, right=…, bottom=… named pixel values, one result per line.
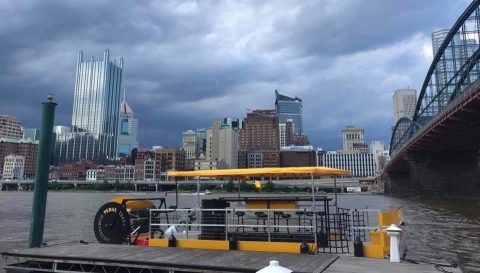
left=28, top=94, right=56, bottom=248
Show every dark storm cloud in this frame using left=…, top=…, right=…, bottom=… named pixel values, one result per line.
left=0, top=0, right=471, bottom=149
left=267, top=0, right=468, bottom=57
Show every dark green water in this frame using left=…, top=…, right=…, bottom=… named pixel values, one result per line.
left=0, top=192, right=478, bottom=272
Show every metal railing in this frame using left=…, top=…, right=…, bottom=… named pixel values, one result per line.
left=149, top=206, right=354, bottom=253
left=347, top=208, right=406, bottom=257
left=348, top=209, right=381, bottom=243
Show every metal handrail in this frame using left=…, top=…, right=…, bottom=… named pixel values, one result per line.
left=149, top=208, right=327, bottom=246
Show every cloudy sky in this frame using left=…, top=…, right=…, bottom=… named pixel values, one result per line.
left=0, top=0, right=472, bottom=150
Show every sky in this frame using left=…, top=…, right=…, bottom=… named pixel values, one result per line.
left=0, top=0, right=472, bottom=150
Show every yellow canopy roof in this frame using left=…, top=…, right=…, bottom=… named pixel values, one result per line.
left=167, top=166, right=349, bottom=178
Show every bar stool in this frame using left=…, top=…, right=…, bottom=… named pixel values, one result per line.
left=305, top=211, right=314, bottom=232
left=254, top=212, right=267, bottom=232
left=281, top=213, right=291, bottom=234
left=273, top=211, right=284, bottom=232
left=316, top=211, right=326, bottom=229
left=235, top=211, right=245, bottom=232
left=295, top=211, right=305, bottom=232
left=316, top=211, right=328, bottom=247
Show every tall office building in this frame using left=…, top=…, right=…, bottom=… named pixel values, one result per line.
left=432, top=29, right=456, bottom=110
left=370, top=140, right=390, bottom=173
left=238, top=110, right=279, bottom=168
left=279, top=119, right=294, bottom=148
left=182, top=130, right=197, bottom=159
left=342, top=125, right=364, bottom=152
left=0, top=115, right=22, bottom=139
left=205, top=119, right=239, bottom=168
left=275, top=90, right=303, bottom=135
left=393, top=89, right=416, bottom=124
left=117, top=95, right=138, bottom=157
left=195, top=128, right=207, bottom=158
left=55, top=50, right=123, bottom=164
left=432, top=29, right=450, bottom=57
left=239, top=110, right=279, bottom=151
left=432, top=29, right=478, bottom=110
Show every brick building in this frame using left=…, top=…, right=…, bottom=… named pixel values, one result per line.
left=134, top=150, right=155, bottom=180
left=280, top=147, right=316, bottom=167
left=239, top=110, right=279, bottom=151
left=292, top=134, right=310, bottom=146
left=103, top=165, right=117, bottom=180
left=0, top=138, right=38, bottom=178
left=56, top=161, right=97, bottom=180
left=133, top=148, right=185, bottom=181
left=153, top=147, right=185, bottom=179
left=238, top=110, right=279, bottom=168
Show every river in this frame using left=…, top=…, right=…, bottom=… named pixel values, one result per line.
left=0, top=192, right=478, bottom=272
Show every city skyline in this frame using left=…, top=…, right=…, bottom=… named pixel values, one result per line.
left=0, top=1, right=471, bottom=150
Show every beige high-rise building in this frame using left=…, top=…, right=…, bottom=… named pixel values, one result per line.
left=0, top=115, right=22, bottom=139
left=342, top=125, right=364, bottom=152
left=206, top=119, right=239, bottom=168
left=182, top=130, right=197, bottom=159
left=218, top=126, right=239, bottom=168
left=279, top=119, right=294, bottom=149
left=393, top=88, right=417, bottom=124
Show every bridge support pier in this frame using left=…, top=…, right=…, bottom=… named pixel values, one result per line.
left=385, top=151, right=480, bottom=197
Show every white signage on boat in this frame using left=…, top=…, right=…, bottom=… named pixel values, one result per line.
left=346, top=186, right=361, bottom=193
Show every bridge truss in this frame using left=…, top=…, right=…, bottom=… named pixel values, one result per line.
left=390, top=0, right=480, bottom=156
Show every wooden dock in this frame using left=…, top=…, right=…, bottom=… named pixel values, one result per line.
left=1, top=242, right=462, bottom=273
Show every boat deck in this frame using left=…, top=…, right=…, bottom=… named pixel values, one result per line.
left=1, top=242, right=462, bottom=273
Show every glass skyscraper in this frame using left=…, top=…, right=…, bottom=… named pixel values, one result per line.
left=275, top=90, right=303, bottom=135
left=55, top=50, right=123, bottom=164
left=432, top=29, right=478, bottom=110
left=117, top=94, right=138, bottom=157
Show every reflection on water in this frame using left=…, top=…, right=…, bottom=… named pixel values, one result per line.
left=0, top=192, right=478, bottom=273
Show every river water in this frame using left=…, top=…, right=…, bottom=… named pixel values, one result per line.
left=0, top=192, right=478, bottom=272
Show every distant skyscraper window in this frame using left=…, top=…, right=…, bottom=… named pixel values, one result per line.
left=121, top=119, right=129, bottom=135
left=118, top=144, right=130, bottom=156
left=275, top=90, right=303, bottom=135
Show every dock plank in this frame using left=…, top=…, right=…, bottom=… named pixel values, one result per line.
left=323, top=256, right=462, bottom=273
left=1, top=243, right=463, bottom=273
left=2, top=243, right=337, bottom=273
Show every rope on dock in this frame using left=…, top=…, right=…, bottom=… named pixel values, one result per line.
left=402, top=258, right=459, bottom=273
